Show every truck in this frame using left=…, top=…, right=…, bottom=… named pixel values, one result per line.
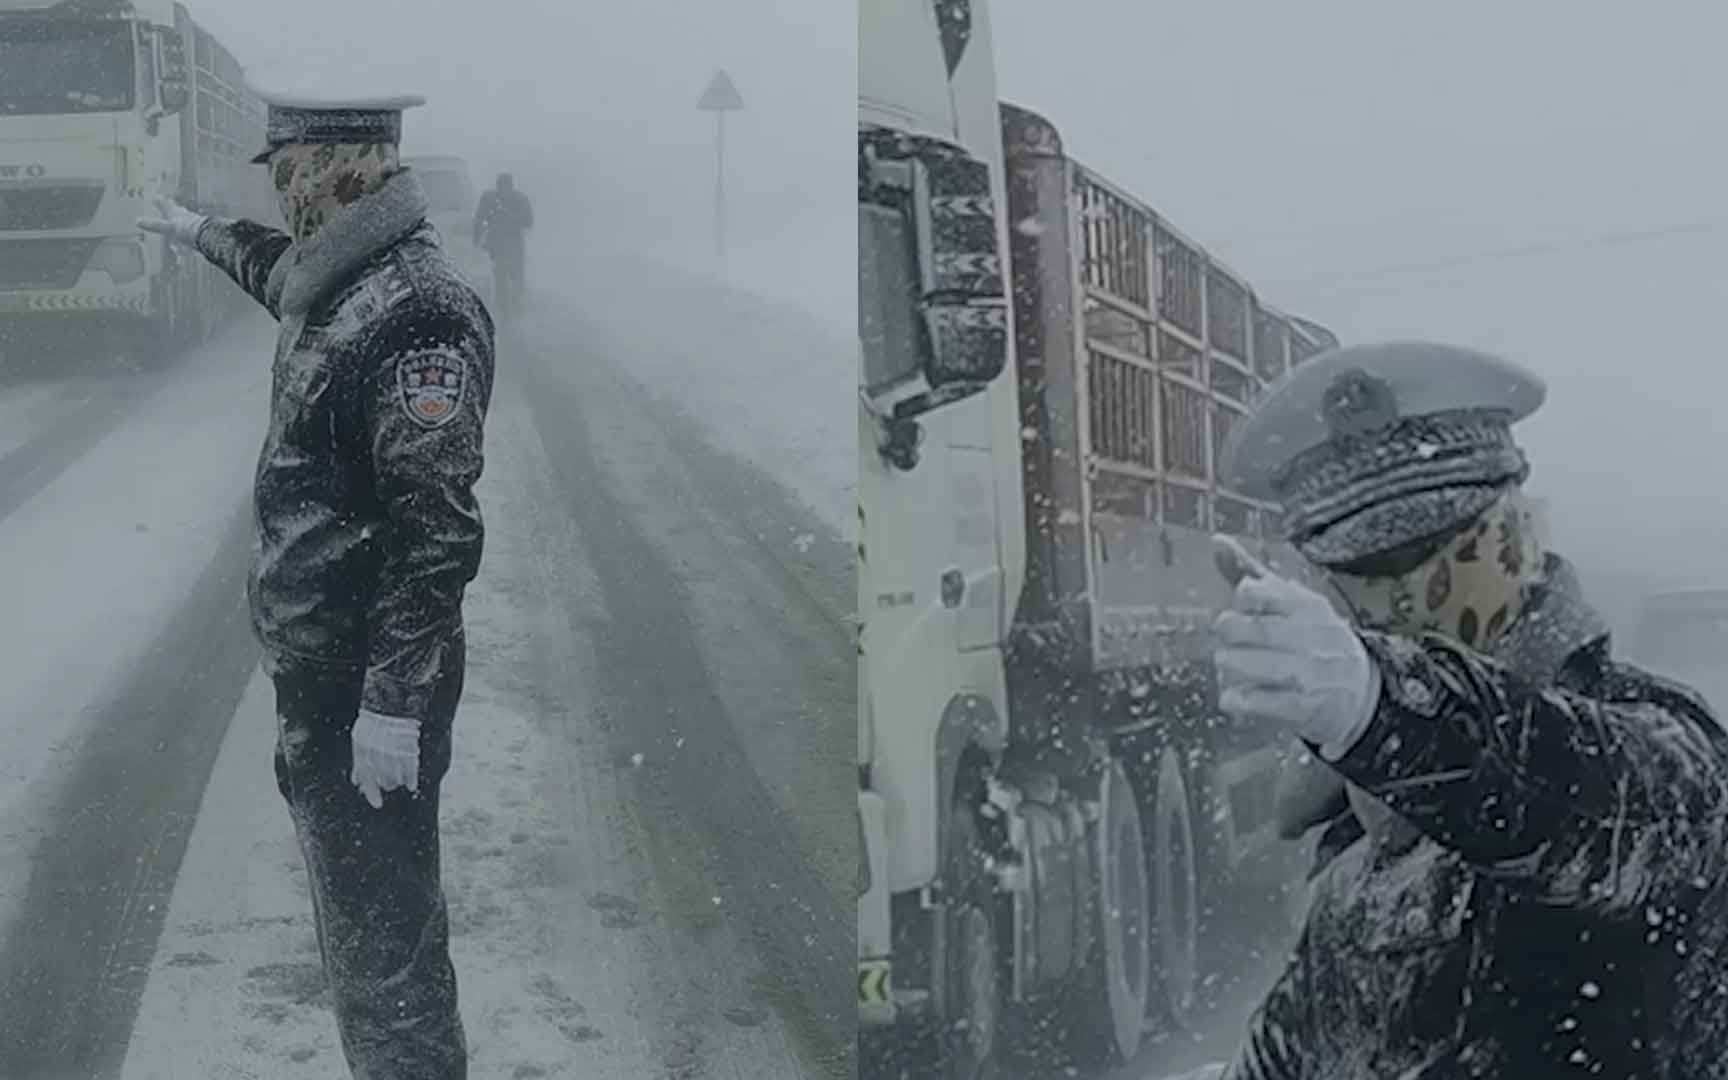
left=0, top=0, right=273, bottom=365
left=858, top=0, right=1339, bottom=1074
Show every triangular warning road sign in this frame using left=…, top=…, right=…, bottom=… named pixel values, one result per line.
left=697, top=69, right=744, bottom=111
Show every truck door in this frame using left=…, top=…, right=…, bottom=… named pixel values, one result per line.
left=948, top=402, right=1002, bottom=652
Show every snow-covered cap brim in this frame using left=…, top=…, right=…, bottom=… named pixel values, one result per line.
left=1221, top=341, right=1545, bottom=500
left=1295, top=483, right=1510, bottom=567
left=248, top=89, right=427, bottom=164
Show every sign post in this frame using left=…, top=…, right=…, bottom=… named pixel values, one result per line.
left=696, top=69, right=744, bottom=264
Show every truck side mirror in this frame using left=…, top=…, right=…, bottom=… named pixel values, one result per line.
left=909, top=154, right=1008, bottom=394
left=158, top=31, right=190, bottom=114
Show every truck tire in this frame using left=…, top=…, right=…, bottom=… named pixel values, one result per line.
left=936, top=804, right=1002, bottom=1080
left=129, top=280, right=180, bottom=370
left=1062, top=758, right=1149, bottom=1066
left=1146, top=745, right=1201, bottom=1030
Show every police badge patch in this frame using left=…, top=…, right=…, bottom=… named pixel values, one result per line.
left=397, top=349, right=467, bottom=429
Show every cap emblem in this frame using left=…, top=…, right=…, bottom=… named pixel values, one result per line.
left=1321, top=368, right=1399, bottom=439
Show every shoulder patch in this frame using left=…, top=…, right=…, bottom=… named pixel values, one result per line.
left=397, top=349, right=468, bottom=429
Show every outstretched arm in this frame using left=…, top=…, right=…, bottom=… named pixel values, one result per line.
left=141, top=196, right=292, bottom=319
left=1332, top=632, right=1728, bottom=911
left=194, top=218, right=293, bottom=318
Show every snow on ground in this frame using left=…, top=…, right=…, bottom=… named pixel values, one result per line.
left=534, top=251, right=854, bottom=541
left=120, top=379, right=808, bottom=1080
left=0, top=319, right=271, bottom=925
left=0, top=381, right=79, bottom=460
left=0, top=323, right=267, bottom=814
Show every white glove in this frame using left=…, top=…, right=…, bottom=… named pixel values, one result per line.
left=1212, top=536, right=1380, bottom=760
left=137, top=195, right=208, bottom=248
left=350, top=708, right=421, bottom=810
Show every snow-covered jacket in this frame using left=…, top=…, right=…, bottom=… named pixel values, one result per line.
left=472, top=187, right=532, bottom=257
left=194, top=168, right=494, bottom=720
left=1226, top=564, right=1728, bottom=1079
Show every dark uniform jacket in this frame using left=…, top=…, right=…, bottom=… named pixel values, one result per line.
left=1225, top=577, right=1728, bottom=1079
left=473, top=188, right=533, bottom=259
left=194, top=169, right=494, bottom=721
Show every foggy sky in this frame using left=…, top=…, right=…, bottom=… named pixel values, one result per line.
left=992, top=0, right=1728, bottom=603
left=193, top=0, right=851, bottom=327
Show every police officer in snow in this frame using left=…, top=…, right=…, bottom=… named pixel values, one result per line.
left=1203, top=342, right=1728, bottom=1078
left=140, top=87, right=491, bottom=1080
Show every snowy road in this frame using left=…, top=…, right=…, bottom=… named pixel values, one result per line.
left=0, top=284, right=853, bottom=1079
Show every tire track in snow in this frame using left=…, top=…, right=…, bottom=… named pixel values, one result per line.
left=0, top=501, right=258, bottom=1079
left=517, top=344, right=853, bottom=1078
left=0, top=380, right=153, bottom=525
left=0, top=318, right=270, bottom=525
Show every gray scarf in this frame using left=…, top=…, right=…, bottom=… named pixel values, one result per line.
left=1496, top=554, right=1609, bottom=685
left=265, top=168, right=429, bottom=318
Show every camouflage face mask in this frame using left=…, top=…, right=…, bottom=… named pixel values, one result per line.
left=271, top=142, right=400, bottom=243
left=1329, top=489, right=1544, bottom=653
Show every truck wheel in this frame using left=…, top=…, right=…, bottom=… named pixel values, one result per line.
left=1147, top=746, right=1201, bottom=1030
left=1063, top=758, right=1149, bottom=1066
left=937, top=805, right=1001, bottom=1080
left=129, top=281, right=178, bottom=370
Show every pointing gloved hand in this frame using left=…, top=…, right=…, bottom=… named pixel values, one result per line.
left=137, top=196, right=208, bottom=248
left=350, top=708, right=421, bottom=810
left=1212, top=535, right=1381, bottom=760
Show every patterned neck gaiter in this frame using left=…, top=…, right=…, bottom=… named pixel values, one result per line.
left=271, top=142, right=401, bottom=243
left=1328, top=488, right=1545, bottom=655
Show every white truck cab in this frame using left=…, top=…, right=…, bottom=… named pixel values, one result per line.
left=858, top=0, right=1019, bottom=1057
left=0, top=0, right=269, bottom=364
left=860, top=2, right=1332, bottom=1076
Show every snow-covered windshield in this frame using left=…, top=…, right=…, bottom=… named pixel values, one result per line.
left=0, top=19, right=135, bottom=116
left=858, top=202, right=925, bottom=391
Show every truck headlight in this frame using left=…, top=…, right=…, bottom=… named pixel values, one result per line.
left=90, top=239, right=146, bottom=284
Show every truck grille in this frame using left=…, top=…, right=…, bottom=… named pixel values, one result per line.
left=0, top=239, right=99, bottom=290
left=0, top=184, right=106, bottom=231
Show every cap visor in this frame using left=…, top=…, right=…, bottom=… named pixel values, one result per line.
left=250, top=145, right=275, bottom=165
left=1296, top=484, right=1505, bottom=568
